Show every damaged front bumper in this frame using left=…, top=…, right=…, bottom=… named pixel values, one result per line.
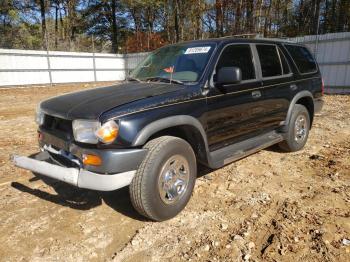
left=11, top=146, right=144, bottom=191
left=11, top=153, right=135, bottom=191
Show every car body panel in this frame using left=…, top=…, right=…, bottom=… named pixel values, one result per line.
left=40, top=82, right=186, bottom=120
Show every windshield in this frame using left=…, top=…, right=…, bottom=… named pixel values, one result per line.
left=130, top=43, right=216, bottom=83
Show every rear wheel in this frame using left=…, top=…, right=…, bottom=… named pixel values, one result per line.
left=129, top=136, right=196, bottom=221
left=279, top=104, right=310, bottom=152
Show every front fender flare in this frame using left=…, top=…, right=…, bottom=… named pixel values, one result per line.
left=132, top=115, right=208, bottom=150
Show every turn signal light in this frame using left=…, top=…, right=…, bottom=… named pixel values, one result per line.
left=82, top=154, right=102, bottom=166
left=95, top=121, right=119, bottom=143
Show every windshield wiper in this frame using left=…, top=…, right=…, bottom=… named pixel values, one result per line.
left=126, top=76, right=142, bottom=82
left=146, top=77, right=184, bottom=85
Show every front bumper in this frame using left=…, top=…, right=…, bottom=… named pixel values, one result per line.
left=38, top=128, right=147, bottom=174
left=11, top=153, right=136, bottom=191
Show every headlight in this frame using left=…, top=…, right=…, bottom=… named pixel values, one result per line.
left=35, top=107, right=45, bottom=126
left=72, top=120, right=101, bottom=144
left=72, top=120, right=119, bottom=144
left=95, top=121, right=119, bottom=144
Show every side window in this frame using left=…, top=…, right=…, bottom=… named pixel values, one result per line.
left=216, top=44, right=255, bottom=81
left=256, top=45, right=282, bottom=77
left=285, top=45, right=317, bottom=73
left=278, top=48, right=291, bottom=74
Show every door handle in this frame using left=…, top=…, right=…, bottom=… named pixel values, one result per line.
left=251, top=90, right=261, bottom=99
left=290, top=84, right=298, bottom=91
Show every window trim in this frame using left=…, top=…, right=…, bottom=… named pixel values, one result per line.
left=254, top=43, right=293, bottom=81
left=210, top=42, right=259, bottom=87
left=282, top=43, right=319, bottom=76
left=277, top=46, right=292, bottom=75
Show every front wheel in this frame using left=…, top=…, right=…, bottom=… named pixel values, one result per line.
left=129, top=136, right=197, bottom=221
left=279, top=104, right=310, bottom=152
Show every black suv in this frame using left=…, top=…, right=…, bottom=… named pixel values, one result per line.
left=12, top=37, right=324, bottom=221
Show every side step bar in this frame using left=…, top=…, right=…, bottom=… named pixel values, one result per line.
left=208, top=131, right=283, bottom=169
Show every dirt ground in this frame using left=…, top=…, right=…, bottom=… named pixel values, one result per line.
left=0, top=82, right=349, bottom=262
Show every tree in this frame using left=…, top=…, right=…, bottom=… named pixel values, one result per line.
left=38, top=0, right=47, bottom=47
left=1, top=0, right=350, bottom=53
left=83, top=0, right=130, bottom=53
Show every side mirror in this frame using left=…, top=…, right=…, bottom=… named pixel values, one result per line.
left=216, top=67, right=242, bottom=85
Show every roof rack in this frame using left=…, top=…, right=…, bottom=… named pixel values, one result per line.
left=255, top=36, right=295, bottom=42
left=221, top=33, right=258, bottom=39
left=220, top=34, right=297, bottom=43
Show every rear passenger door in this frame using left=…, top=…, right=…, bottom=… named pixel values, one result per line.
left=254, top=44, right=294, bottom=129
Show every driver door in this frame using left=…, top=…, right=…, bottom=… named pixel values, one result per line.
left=206, top=43, right=266, bottom=151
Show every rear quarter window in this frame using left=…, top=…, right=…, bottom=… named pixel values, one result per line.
left=285, top=45, right=317, bottom=74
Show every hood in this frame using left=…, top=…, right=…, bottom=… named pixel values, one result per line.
left=40, top=82, right=185, bottom=119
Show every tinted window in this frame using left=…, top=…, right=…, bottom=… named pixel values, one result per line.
left=285, top=45, right=317, bottom=73
left=256, top=45, right=282, bottom=77
left=279, top=48, right=291, bottom=74
left=216, top=44, right=255, bottom=80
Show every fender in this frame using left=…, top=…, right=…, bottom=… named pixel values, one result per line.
left=283, top=90, right=314, bottom=128
left=132, top=115, right=209, bottom=151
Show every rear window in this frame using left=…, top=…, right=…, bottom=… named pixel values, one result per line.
left=256, top=45, right=282, bottom=78
left=285, top=45, right=317, bottom=74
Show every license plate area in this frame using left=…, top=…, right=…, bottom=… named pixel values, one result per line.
left=39, top=129, right=71, bottom=151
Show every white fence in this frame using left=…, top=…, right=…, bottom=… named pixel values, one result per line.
left=0, top=32, right=349, bottom=90
left=0, top=49, right=148, bottom=86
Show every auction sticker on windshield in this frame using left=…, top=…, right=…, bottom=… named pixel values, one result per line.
left=184, top=46, right=211, bottom=54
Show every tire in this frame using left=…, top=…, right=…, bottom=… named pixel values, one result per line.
left=130, top=136, right=197, bottom=221
left=279, top=104, right=310, bottom=152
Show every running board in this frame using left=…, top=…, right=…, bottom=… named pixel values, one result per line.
left=208, top=131, right=283, bottom=169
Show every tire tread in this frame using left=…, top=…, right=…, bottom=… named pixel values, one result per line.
left=130, top=136, right=177, bottom=220
left=279, top=104, right=310, bottom=152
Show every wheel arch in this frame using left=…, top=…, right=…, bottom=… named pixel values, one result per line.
left=284, top=91, right=315, bottom=130
left=132, top=116, right=209, bottom=164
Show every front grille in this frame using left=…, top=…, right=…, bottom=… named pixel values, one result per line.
left=47, top=151, right=80, bottom=168
left=43, top=115, right=73, bottom=134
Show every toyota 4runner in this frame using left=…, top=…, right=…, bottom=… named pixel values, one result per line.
left=12, top=37, right=324, bottom=221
